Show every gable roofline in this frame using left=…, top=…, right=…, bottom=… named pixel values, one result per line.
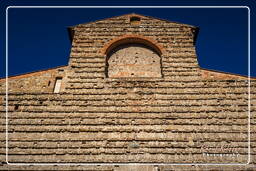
left=200, top=67, right=256, bottom=80
left=1, top=65, right=254, bottom=82
left=0, top=65, right=68, bottom=82
left=67, top=13, right=199, bottom=42
left=133, top=13, right=198, bottom=28
left=68, top=13, right=198, bottom=29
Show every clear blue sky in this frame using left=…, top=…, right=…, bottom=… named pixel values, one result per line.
left=0, top=0, right=255, bottom=78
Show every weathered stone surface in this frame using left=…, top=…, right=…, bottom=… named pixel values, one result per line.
left=0, top=13, right=255, bottom=170
left=107, top=44, right=162, bottom=78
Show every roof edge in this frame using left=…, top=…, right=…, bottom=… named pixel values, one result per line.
left=135, top=13, right=197, bottom=28
left=200, top=67, right=256, bottom=80
left=67, top=13, right=198, bottom=28
left=66, top=13, right=199, bottom=43
left=0, top=65, right=68, bottom=82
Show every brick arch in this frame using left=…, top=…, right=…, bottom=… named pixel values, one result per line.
left=101, top=34, right=165, bottom=56
left=103, top=35, right=164, bottom=78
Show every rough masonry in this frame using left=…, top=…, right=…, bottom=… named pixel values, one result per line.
left=0, top=13, right=256, bottom=170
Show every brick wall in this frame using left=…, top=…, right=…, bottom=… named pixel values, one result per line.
left=0, top=66, right=67, bottom=93
left=0, top=13, right=256, bottom=170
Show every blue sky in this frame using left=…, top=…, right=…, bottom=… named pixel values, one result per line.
left=0, top=0, right=255, bottom=78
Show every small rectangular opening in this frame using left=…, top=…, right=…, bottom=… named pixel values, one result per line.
left=14, top=104, right=19, bottom=111
left=53, top=77, right=62, bottom=93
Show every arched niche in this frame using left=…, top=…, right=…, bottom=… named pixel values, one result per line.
left=106, top=43, right=162, bottom=78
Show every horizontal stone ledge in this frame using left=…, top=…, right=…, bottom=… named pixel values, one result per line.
left=6, top=122, right=249, bottom=127
left=69, top=61, right=105, bottom=64
left=73, top=71, right=105, bottom=74
left=70, top=58, right=104, bottom=62
left=2, top=94, right=251, bottom=100
left=161, top=64, right=200, bottom=68
left=7, top=140, right=249, bottom=147
left=6, top=148, right=248, bottom=156
left=74, top=39, right=194, bottom=44
left=68, top=62, right=104, bottom=66
left=70, top=56, right=104, bottom=59
left=4, top=111, right=251, bottom=117
left=4, top=96, right=250, bottom=103
left=6, top=112, right=249, bottom=119
left=7, top=132, right=249, bottom=141
left=162, top=69, right=198, bottom=72
left=65, top=87, right=104, bottom=90
left=46, top=103, right=247, bottom=108
left=4, top=90, right=251, bottom=96
left=7, top=125, right=249, bottom=133
left=64, top=85, right=249, bottom=90
left=7, top=105, right=249, bottom=113
left=64, top=87, right=249, bottom=93
left=75, top=29, right=183, bottom=33
left=67, top=76, right=104, bottom=79
left=75, top=79, right=248, bottom=83
left=77, top=25, right=182, bottom=29
left=74, top=36, right=192, bottom=41
left=0, top=165, right=115, bottom=170
left=69, top=65, right=105, bottom=68
left=162, top=61, right=197, bottom=64
left=6, top=150, right=249, bottom=156
left=76, top=33, right=189, bottom=37
left=7, top=153, right=247, bottom=163
left=5, top=139, right=252, bottom=143
left=65, top=84, right=249, bottom=89
left=7, top=97, right=247, bottom=104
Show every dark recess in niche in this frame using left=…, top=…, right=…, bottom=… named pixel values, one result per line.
left=130, top=16, right=141, bottom=25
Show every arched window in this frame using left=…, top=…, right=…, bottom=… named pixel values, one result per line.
left=106, top=43, right=162, bottom=78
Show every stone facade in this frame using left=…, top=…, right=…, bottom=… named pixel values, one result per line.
left=0, top=13, right=256, bottom=170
